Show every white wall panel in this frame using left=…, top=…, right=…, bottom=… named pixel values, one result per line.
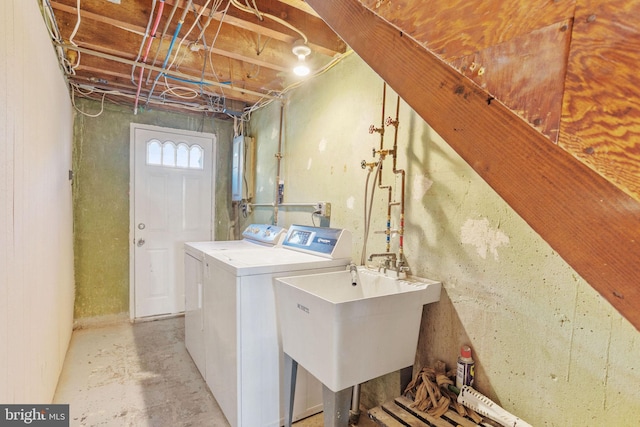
left=0, top=0, right=13, bottom=405
left=0, top=0, right=74, bottom=403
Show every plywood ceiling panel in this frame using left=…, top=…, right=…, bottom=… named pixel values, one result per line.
left=559, top=0, right=640, bottom=200
left=305, top=0, right=640, bottom=331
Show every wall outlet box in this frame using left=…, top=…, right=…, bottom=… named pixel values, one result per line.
left=316, top=202, right=331, bottom=217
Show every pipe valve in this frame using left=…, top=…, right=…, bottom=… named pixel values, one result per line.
left=385, top=116, right=399, bottom=127
left=369, top=124, right=384, bottom=135
left=361, top=160, right=376, bottom=170
left=373, top=148, right=392, bottom=158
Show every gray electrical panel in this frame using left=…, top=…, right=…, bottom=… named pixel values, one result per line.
left=231, top=135, right=255, bottom=201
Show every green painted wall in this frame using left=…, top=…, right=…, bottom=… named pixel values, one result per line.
left=72, top=99, right=234, bottom=319
left=244, top=54, right=640, bottom=425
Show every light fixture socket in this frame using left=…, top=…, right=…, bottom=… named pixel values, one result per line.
left=292, top=39, right=311, bottom=60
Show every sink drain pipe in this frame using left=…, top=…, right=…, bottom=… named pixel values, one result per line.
left=349, top=384, right=361, bottom=423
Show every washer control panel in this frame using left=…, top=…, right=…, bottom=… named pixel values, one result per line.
left=283, top=225, right=352, bottom=259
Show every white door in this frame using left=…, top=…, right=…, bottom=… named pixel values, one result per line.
left=130, top=124, right=215, bottom=320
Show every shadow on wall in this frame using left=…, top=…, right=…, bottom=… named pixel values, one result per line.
left=403, top=108, right=479, bottom=280
left=415, top=292, right=498, bottom=403
left=402, top=108, right=501, bottom=402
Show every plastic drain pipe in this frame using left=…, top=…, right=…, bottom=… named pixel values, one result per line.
left=134, top=0, right=165, bottom=114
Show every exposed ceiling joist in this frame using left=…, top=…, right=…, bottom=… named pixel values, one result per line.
left=44, top=0, right=346, bottom=117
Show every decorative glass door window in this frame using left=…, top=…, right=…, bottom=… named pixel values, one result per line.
left=146, top=139, right=204, bottom=170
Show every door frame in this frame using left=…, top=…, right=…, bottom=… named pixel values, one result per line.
left=129, top=123, right=216, bottom=321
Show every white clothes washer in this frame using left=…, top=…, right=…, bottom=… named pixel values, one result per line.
left=203, top=225, right=352, bottom=427
left=184, top=224, right=287, bottom=378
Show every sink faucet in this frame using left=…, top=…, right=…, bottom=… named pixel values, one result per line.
left=348, top=263, right=358, bottom=286
left=396, top=258, right=410, bottom=275
left=367, top=253, right=397, bottom=272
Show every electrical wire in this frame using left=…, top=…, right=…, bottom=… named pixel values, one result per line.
left=57, top=42, right=273, bottom=101
left=68, top=0, right=82, bottom=69
left=41, top=0, right=75, bottom=75
left=195, top=0, right=222, bottom=43
left=244, top=0, right=262, bottom=20
left=242, top=49, right=354, bottom=121
left=41, top=1, right=62, bottom=40
left=70, top=84, right=106, bottom=117
left=72, top=83, right=228, bottom=114
left=148, top=0, right=226, bottom=106
left=229, top=0, right=307, bottom=44
left=195, top=0, right=229, bottom=91
left=144, top=0, right=213, bottom=107
left=203, top=0, right=230, bottom=98
left=48, top=0, right=350, bottom=120
left=255, top=34, right=272, bottom=55
left=165, top=0, right=213, bottom=72
left=144, top=5, right=190, bottom=106
left=160, top=76, right=200, bottom=99
left=173, top=39, right=194, bottom=71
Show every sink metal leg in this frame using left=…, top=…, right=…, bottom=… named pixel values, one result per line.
left=322, top=385, right=352, bottom=427
left=284, top=353, right=298, bottom=427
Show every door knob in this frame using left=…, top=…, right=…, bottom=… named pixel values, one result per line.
left=137, top=238, right=146, bottom=247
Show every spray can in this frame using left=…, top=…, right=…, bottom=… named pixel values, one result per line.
left=456, top=345, right=475, bottom=389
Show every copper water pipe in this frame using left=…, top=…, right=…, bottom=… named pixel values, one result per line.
left=387, top=95, right=406, bottom=264
left=372, top=84, right=394, bottom=252
left=273, top=102, right=284, bottom=225
left=378, top=83, right=386, bottom=186
left=368, top=84, right=387, bottom=184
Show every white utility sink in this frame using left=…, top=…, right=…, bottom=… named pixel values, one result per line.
left=274, top=266, right=441, bottom=392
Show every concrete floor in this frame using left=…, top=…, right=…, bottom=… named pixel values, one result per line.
left=53, top=316, right=376, bottom=427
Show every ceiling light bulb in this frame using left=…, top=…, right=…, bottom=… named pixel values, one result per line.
left=293, top=62, right=310, bottom=76
left=292, top=39, right=311, bottom=76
